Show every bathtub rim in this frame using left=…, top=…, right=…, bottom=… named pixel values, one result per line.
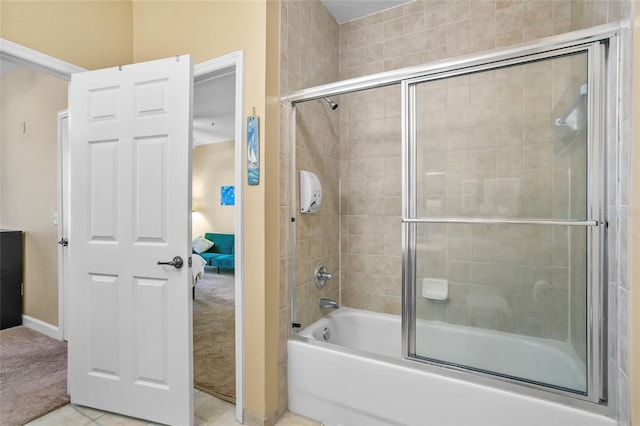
left=290, top=307, right=610, bottom=418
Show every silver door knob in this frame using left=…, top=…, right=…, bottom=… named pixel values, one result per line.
left=157, top=256, right=184, bottom=269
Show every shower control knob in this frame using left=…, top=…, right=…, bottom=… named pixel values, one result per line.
left=314, top=265, right=335, bottom=289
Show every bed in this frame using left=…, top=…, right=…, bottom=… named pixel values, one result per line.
left=192, top=253, right=206, bottom=298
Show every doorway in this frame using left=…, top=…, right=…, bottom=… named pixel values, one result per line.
left=1, top=39, right=246, bottom=424
left=193, top=53, right=245, bottom=421
left=192, top=66, right=237, bottom=403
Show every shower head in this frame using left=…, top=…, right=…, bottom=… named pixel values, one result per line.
left=323, top=97, right=339, bottom=110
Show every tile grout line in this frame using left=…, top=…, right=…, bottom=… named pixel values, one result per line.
left=70, top=404, right=103, bottom=425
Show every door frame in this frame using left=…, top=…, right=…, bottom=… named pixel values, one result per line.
left=57, top=109, right=69, bottom=341
left=194, top=51, right=246, bottom=423
left=1, top=39, right=246, bottom=422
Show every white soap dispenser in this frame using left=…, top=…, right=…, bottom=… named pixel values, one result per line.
left=299, top=170, right=322, bottom=213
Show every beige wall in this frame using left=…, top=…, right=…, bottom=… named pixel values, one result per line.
left=0, top=67, right=68, bottom=325
left=264, top=0, right=281, bottom=416
left=0, top=0, right=134, bottom=327
left=132, top=1, right=280, bottom=420
left=192, top=141, right=235, bottom=238
left=3, top=0, right=281, bottom=420
left=0, top=1, right=133, bottom=70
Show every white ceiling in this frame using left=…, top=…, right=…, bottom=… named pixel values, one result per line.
left=320, top=0, right=413, bottom=23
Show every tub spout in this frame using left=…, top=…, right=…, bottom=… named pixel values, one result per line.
left=319, top=298, right=339, bottom=309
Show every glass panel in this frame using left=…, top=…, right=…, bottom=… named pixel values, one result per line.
left=410, top=52, right=590, bottom=394
left=293, top=83, right=404, bottom=329
left=337, top=85, right=403, bottom=317
left=293, top=99, right=341, bottom=328
left=415, top=52, right=588, bottom=221
left=414, top=223, right=587, bottom=393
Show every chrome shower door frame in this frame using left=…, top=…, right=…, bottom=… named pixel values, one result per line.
left=402, top=43, right=613, bottom=409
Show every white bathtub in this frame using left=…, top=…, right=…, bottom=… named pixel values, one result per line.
left=288, top=308, right=614, bottom=426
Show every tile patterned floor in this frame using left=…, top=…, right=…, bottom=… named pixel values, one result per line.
left=26, top=389, right=321, bottom=426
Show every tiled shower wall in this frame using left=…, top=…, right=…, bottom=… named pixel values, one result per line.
left=338, top=85, right=403, bottom=314
left=279, top=0, right=339, bottom=417
left=280, top=3, right=341, bottom=327
left=339, top=0, right=576, bottom=81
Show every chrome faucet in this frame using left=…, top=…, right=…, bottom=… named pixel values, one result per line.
left=319, top=298, right=339, bottom=309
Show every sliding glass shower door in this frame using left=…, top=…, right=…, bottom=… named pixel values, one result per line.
left=403, top=46, right=605, bottom=398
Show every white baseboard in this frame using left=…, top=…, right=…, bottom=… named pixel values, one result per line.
left=22, top=315, right=62, bottom=341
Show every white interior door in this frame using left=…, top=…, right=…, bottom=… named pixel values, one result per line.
left=68, top=55, right=194, bottom=425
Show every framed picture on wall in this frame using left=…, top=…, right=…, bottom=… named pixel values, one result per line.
left=221, top=186, right=235, bottom=206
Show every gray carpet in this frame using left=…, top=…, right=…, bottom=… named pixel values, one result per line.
left=193, top=268, right=235, bottom=403
left=0, top=326, right=69, bottom=426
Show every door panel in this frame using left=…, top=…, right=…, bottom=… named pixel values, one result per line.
left=133, top=277, right=169, bottom=387
left=68, top=55, right=193, bottom=425
left=89, top=273, right=120, bottom=377
left=134, top=136, right=167, bottom=242
left=89, top=140, right=119, bottom=240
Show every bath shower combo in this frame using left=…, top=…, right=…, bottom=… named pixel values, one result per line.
left=286, top=23, right=621, bottom=426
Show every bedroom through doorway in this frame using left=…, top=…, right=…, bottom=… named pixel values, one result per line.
left=191, top=66, right=237, bottom=403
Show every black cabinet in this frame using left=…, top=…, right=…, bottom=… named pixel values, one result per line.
left=1, top=229, right=23, bottom=329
